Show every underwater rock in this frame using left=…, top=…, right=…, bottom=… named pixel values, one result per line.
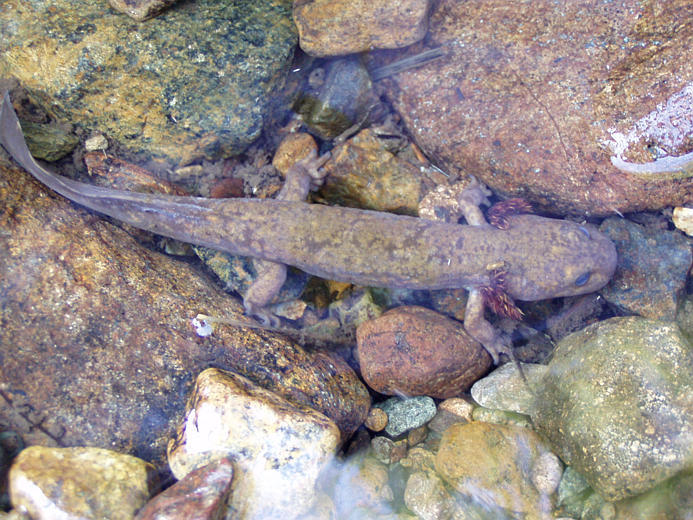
left=600, top=217, right=692, bottom=320
left=376, top=0, right=693, bottom=214
left=9, top=446, right=154, bottom=520
left=0, top=0, right=297, bottom=164
left=357, top=306, right=491, bottom=398
left=0, top=161, right=370, bottom=464
left=532, top=317, right=693, bottom=501
left=167, top=368, right=339, bottom=520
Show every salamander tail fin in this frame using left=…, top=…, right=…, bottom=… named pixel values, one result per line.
left=0, top=91, right=40, bottom=174
left=0, top=91, right=83, bottom=197
left=0, top=91, right=133, bottom=205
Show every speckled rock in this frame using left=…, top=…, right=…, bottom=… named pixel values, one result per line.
left=376, top=0, right=693, bottom=215
left=0, top=0, right=297, bottom=164
left=435, top=422, right=558, bottom=516
left=357, top=306, right=491, bottom=398
left=0, top=161, right=369, bottom=463
left=319, top=129, right=426, bottom=214
left=470, top=362, right=547, bottom=415
left=9, top=446, right=155, bottom=520
left=533, top=317, right=693, bottom=501
left=293, top=0, right=432, bottom=57
left=134, top=457, right=233, bottom=520
left=600, top=217, right=692, bottom=320
left=167, top=368, right=340, bottom=520
left=108, top=0, right=181, bottom=21
left=374, top=396, right=437, bottom=437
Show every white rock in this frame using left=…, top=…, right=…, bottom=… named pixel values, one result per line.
left=84, top=134, right=108, bottom=152
left=167, top=368, right=340, bottom=520
left=673, top=207, right=693, bottom=236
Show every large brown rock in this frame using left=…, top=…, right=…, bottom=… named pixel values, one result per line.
left=0, top=160, right=369, bottom=465
left=377, top=0, right=693, bottom=215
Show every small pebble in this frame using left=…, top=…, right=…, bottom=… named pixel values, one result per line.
left=673, top=207, right=693, bottom=236
left=407, top=426, right=428, bottom=447
left=371, top=436, right=407, bottom=465
left=428, top=397, right=474, bottom=434
left=531, top=451, right=564, bottom=495
left=84, top=134, right=108, bottom=152
left=365, top=407, right=388, bottom=432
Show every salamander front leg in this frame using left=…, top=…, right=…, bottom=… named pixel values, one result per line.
left=243, top=149, right=330, bottom=324
left=463, top=288, right=511, bottom=364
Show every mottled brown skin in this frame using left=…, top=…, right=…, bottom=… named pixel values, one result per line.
left=0, top=93, right=617, bottom=362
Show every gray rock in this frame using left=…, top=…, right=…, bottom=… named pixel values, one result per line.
left=470, top=362, right=547, bottom=415
left=533, top=317, right=693, bottom=501
left=295, top=57, right=375, bottom=140
left=0, top=0, right=297, bottom=164
left=600, top=218, right=692, bottom=320
left=375, top=396, right=437, bottom=437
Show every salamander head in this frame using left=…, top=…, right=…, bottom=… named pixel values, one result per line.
left=501, top=214, right=617, bottom=301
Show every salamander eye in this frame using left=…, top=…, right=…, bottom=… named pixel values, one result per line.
left=578, top=226, right=590, bottom=239
left=574, top=271, right=591, bottom=287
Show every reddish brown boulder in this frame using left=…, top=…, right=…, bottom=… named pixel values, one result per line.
left=356, top=306, right=492, bottom=398
left=377, top=0, right=693, bottom=215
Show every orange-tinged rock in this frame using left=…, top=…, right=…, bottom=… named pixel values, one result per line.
left=294, top=0, right=432, bottom=57
left=378, top=0, right=693, bottom=215
left=9, top=446, right=155, bottom=520
left=356, top=306, right=492, bottom=398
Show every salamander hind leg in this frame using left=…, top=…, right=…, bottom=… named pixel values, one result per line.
left=243, top=149, right=330, bottom=325
left=243, top=259, right=287, bottom=327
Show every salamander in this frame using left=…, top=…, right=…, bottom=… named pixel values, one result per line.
left=0, top=92, right=617, bottom=362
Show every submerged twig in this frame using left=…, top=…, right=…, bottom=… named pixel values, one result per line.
left=369, top=47, right=446, bottom=81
